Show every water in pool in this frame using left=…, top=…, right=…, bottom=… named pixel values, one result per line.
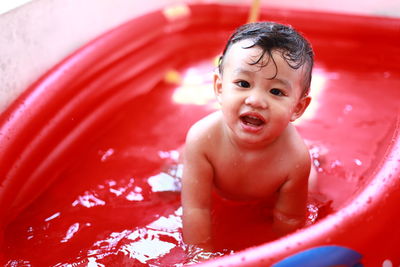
left=3, top=54, right=398, bottom=265
left=3, top=145, right=327, bottom=266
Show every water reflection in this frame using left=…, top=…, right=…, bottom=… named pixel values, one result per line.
left=148, top=166, right=182, bottom=192
left=72, top=192, right=106, bottom=208
left=81, top=208, right=184, bottom=266
left=121, top=210, right=183, bottom=264
left=45, top=212, right=61, bottom=222
left=61, top=223, right=80, bottom=243
left=171, top=64, right=218, bottom=109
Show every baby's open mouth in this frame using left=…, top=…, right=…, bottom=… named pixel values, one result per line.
left=240, top=114, right=265, bottom=127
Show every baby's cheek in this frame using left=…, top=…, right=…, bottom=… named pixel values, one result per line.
left=273, top=106, right=293, bottom=121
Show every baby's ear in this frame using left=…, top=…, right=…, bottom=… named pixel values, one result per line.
left=213, top=72, right=223, bottom=103
left=290, top=96, right=311, bottom=122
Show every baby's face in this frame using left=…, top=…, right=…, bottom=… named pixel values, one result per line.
left=214, top=39, right=310, bottom=147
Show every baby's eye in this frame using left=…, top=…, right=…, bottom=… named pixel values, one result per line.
left=270, top=88, right=285, bottom=96
left=236, top=80, right=250, bottom=88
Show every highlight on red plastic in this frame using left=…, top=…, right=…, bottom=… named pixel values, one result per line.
left=1, top=3, right=399, bottom=266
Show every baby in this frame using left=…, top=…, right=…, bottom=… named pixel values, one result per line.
left=181, top=21, right=314, bottom=252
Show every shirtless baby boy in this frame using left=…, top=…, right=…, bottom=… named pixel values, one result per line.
left=181, top=21, right=314, bottom=251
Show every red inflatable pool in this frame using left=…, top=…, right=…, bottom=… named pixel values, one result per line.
left=1, top=3, right=400, bottom=266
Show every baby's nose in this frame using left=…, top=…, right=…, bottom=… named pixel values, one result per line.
left=244, top=92, right=268, bottom=109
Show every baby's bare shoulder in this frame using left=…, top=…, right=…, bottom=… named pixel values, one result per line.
left=184, top=111, right=222, bottom=162
left=186, top=111, right=221, bottom=144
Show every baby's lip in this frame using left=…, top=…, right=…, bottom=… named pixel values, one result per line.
left=239, top=112, right=266, bottom=127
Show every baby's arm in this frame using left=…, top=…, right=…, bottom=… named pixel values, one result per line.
left=272, top=160, right=310, bottom=236
left=181, top=128, right=214, bottom=250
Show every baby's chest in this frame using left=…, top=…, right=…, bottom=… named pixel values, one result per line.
left=213, top=158, right=287, bottom=198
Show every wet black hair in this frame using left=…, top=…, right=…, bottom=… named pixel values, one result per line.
left=218, top=21, right=314, bottom=96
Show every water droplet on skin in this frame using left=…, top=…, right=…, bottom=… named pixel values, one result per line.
left=331, top=160, right=342, bottom=168
left=313, top=159, right=320, bottom=167
left=343, top=104, right=353, bottom=114
left=383, top=72, right=391, bottom=78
